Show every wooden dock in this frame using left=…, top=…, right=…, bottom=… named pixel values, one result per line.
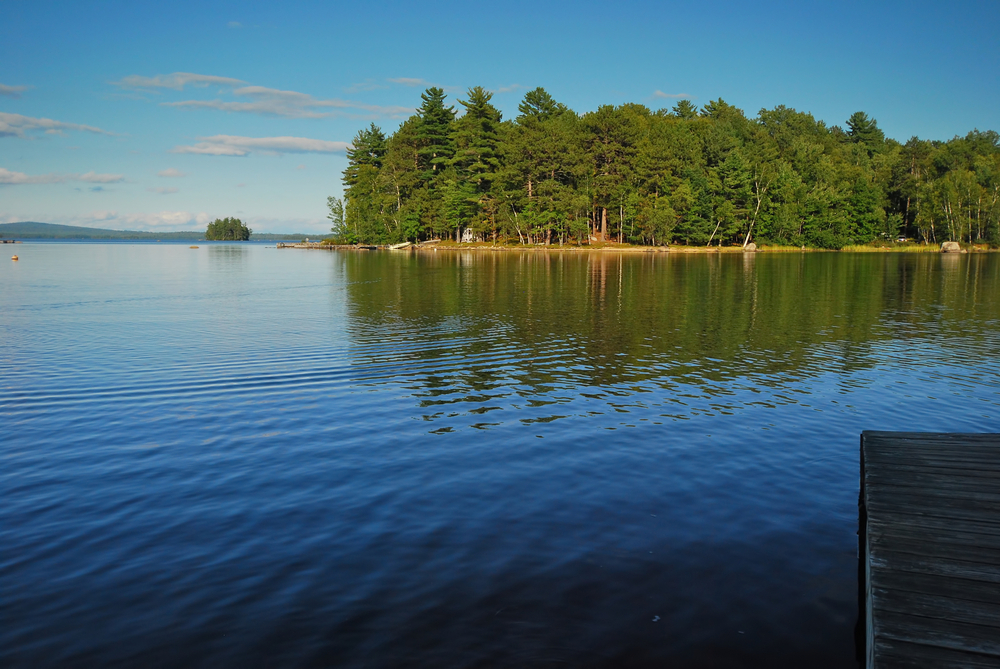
left=860, top=431, right=1000, bottom=668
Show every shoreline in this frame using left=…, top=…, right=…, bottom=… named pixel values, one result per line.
left=277, top=241, right=997, bottom=254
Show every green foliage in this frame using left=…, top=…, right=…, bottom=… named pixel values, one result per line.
left=671, top=99, right=698, bottom=120
left=205, top=217, right=251, bottom=241
left=517, top=87, right=568, bottom=121
left=327, top=196, right=356, bottom=244
left=847, top=111, right=885, bottom=148
left=329, top=89, right=1000, bottom=248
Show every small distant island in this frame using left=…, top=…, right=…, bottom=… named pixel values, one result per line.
left=205, top=217, right=251, bottom=241
left=0, top=222, right=311, bottom=242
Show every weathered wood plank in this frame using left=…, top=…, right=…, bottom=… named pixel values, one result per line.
left=867, top=508, right=1000, bottom=535
left=872, top=569, right=1000, bottom=606
left=868, top=518, right=1000, bottom=550
left=873, top=607, right=1000, bottom=656
left=871, top=549, right=1000, bottom=584
left=876, top=637, right=1000, bottom=669
left=861, top=431, right=1000, bottom=668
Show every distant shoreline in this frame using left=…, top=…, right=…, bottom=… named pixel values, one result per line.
left=0, top=222, right=311, bottom=242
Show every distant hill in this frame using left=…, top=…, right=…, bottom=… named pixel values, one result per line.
left=0, top=222, right=312, bottom=241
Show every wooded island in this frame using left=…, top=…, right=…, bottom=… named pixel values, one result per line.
left=329, top=87, right=999, bottom=249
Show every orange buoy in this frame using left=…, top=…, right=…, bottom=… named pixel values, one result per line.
left=189, top=246, right=199, bottom=249
left=11, top=255, right=18, bottom=261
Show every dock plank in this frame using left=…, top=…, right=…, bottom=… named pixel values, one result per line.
left=861, top=431, right=1000, bottom=668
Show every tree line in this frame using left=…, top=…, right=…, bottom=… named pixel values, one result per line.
left=328, top=87, right=1000, bottom=248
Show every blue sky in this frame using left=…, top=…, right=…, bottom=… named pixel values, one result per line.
left=2, top=0, right=998, bottom=234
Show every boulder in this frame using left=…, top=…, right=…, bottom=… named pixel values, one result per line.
left=941, top=241, right=962, bottom=253
left=743, top=242, right=757, bottom=252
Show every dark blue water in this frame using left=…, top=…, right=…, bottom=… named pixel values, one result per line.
left=3, top=244, right=999, bottom=667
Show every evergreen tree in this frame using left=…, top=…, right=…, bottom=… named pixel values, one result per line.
left=671, top=99, right=698, bottom=119
left=343, top=124, right=387, bottom=187
left=415, top=87, right=456, bottom=181
left=847, top=112, right=885, bottom=148
left=517, top=87, right=568, bottom=121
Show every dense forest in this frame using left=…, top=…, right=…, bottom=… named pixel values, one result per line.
left=329, top=87, right=1000, bottom=248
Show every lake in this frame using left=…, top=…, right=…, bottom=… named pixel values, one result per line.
left=3, top=244, right=999, bottom=667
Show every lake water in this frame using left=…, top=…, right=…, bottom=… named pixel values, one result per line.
left=3, top=244, right=1000, bottom=667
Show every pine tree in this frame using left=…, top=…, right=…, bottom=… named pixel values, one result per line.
left=517, top=87, right=567, bottom=121
left=847, top=112, right=885, bottom=148
left=671, top=99, right=698, bottom=120
left=451, top=86, right=503, bottom=189
left=343, top=124, right=387, bottom=187
left=415, top=87, right=455, bottom=182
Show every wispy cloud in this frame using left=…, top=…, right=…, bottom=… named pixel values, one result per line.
left=388, top=77, right=431, bottom=87
left=112, top=72, right=245, bottom=91
left=0, top=84, right=28, bottom=98
left=79, top=172, right=125, bottom=183
left=227, top=21, right=242, bottom=28
left=148, top=187, right=179, bottom=194
left=74, top=210, right=212, bottom=229
left=157, top=168, right=186, bottom=178
left=171, top=135, right=350, bottom=156
left=116, top=72, right=412, bottom=118
left=495, top=84, right=525, bottom=94
left=164, top=85, right=412, bottom=118
left=0, top=168, right=124, bottom=185
left=345, top=79, right=388, bottom=93
left=652, top=91, right=692, bottom=99
left=0, top=112, right=113, bottom=138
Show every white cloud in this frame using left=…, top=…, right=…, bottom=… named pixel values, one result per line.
left=116, top=72, right=412, bottom=118
left=652, top=91, right=692, bottom=99
left=83, top=210, right=212, bottom=229
left=148, top=187, right=179, bottom=194
left=164, top=85, right=412, bottom=118
left=495, top=84, right=525, bottom=94
left=389, top=77, right=431, bottom=87
left=0, top=168, right=62, bottom=184
left=296, top=164, right=306, bottom=170
left=79, top=171, right=124, bottom=183
left=227, top=21, right=242, bottom=28
left=0, top=84, right=28, bottom=98
left=157, top=168, right=186, bottom=178
left=112, top=72, right=245, bottom=91
left=0, top=167, right=124, bottom=185
left=345, top=79, right=388, bottom=93
left=0, top=112, right=113, bottom=138
left=171, top=135, right=350, bottom=156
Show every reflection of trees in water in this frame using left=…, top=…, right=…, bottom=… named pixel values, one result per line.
left=339, top=251, right=1000, bottom=419
left=207, top=244, right=249, bottom=268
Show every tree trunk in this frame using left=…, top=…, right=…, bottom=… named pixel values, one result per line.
left=601, top=207, right=607, bottom=241
left=707, top=219, right=723, bottom=246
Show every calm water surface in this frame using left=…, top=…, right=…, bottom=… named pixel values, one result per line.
left=3, top=244, right=1000, bottom=667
